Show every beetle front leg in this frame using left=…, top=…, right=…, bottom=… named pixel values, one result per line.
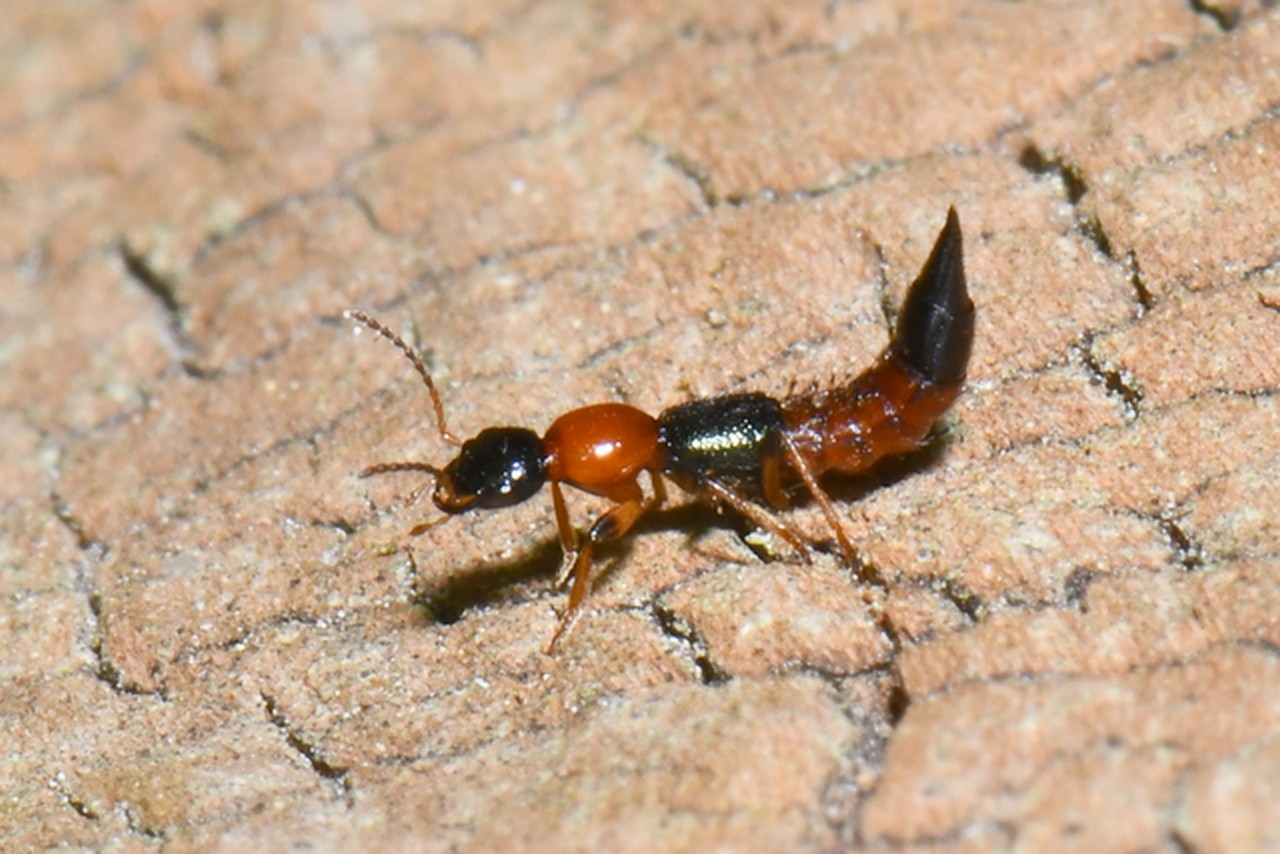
left=546, top=481, right=653, bottom=653
left=550, top=481, right=581, bottom=591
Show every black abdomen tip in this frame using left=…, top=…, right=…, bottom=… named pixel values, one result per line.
left=892, top=207, right=975, bottom=385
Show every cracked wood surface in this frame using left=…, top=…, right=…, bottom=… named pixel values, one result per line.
left=3, top=1, right=1279, bottom=851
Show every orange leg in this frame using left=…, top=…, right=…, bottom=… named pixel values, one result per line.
left=699, top=476, right=811, bottom=564
left=649, top=470, right=669, bottom=509
left=546, top=478, right=663, bottom=653
left=761, top=449, right=788, bottom=509
left=779, top=434, right=900, bottom=694
left=549, top=481, right=581, bottom=590
left=408, top=515, right=450, bottom=537
left=780, top=432, right=884, bottom=588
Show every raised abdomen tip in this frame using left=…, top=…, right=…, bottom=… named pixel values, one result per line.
left=892, top=207, right=975, bottom=386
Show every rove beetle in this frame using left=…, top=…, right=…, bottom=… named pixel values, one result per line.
left=349, top=208, right=973, bottom=651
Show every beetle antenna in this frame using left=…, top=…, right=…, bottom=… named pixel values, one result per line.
left=359, top=460, right=443, bottom=479
left=346, top=310, right=462, bottom=447
left=358, top=460, right=452, bottom=535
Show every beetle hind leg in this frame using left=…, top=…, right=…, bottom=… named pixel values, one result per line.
left=698, top=476, right=811, bottom=564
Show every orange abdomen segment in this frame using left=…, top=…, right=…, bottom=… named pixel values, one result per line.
left=543, top=403, right=660, bottom=498
left=781, top=354, right=961, bottom=477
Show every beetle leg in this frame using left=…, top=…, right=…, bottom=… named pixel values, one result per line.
left=550, top=481, right=581, bottom=590
left=779, top=431, right=885, bottom=588
left=547, top=483, right=651, bottom=653
left=699, top=476, right=810, bottom=564
left=760, top=444, right=788, bottom=509
left=649, top=470, right=669, bottom=507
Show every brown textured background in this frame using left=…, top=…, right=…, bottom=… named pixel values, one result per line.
left=3, top=1, right=1280, bottom=851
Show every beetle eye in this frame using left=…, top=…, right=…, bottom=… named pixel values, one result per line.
left=436, top=428, right=546, bottom=511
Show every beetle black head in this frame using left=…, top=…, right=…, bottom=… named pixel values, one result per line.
left=432, top=427, right=547, bottom=513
